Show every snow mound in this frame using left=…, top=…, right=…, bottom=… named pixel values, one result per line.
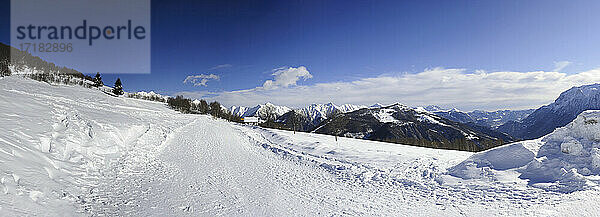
left=520, top=110, right=600, bottom=192
left=449, top=110, right=600, bottom=192
left=448, top=142, right=536, bottom=179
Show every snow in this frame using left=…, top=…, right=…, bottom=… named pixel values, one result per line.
left=414, top=106, right=433, bottom=114
left=448, top=142, right=536, bottom=178
left=450, top=110, right=600, bottom=193
left=233, top=102, right=366, bottom=125
left=417, top=113, right=448, bottom=126
left=373, top=108, right=399, bottom=123
left=369, top=103, right=384, bottom=108
left=2, top=76, right=600, bottom=216
left=296, top=103, right=367, bottom=125
left=0, top=77, right=189, bottom=215
left=230, top=105, right=249, bottom=117
left=237, top=103, right=291, bottom=119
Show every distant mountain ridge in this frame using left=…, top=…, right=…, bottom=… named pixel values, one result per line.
left=498, top=83, right=600, bottom=140
left=231, top=102, right=372, bottom=123
left=230, top=103, right=291, bottom=121
left=231, top=101, right=529, bottom=147
left=313, top=103, right=512, bottom=151
left=422, top=106, right=534, bottom=129
left=200, top=83, right=600, bottom=148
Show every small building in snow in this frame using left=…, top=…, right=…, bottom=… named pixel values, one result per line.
left=242, top=116, right=260, bottom=125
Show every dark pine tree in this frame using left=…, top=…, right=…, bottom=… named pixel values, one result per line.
left=167, top=95, right=192, bottom=113
left=209, top=101, right=222, bottom=118
left=93, top=72, right=103, bottom=87
left=113, top=78, right=124, bottom=95
left=199, top=99, right=209, bottom=114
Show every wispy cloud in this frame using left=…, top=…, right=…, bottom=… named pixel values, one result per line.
left=183, top=74, right=220, bottom=87
left=209, top=64, right=233, bottom=70
left=178, top=67, right=600, bottom=111
left=553, top=61, right=572, bottom=72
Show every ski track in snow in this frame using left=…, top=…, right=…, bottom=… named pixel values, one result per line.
left=1, top=77, right=600, bottom=216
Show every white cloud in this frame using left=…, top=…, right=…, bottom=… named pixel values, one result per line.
left=178, top=67, right=600, bottom=111
left=209, top=64, right=232, bottom=70
left=183, top=74, right=220, bottom=87
left=553, top=61, right=572, bottom=72
left=262, top=66, right=312, bottom=89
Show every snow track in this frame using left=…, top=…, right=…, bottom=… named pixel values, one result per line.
left=85, top=116, right=451, bottom=216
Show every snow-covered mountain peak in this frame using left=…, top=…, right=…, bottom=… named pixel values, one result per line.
left=554, top=83, right=600, bottom=106
left=422, top=105, right=463, bottom=113
left=238, top=103, right=291, bottom=120
left=336, top=103, right=366, bottom=112
left=386, top=103, right=411, bottom=111
left=127, top=90, right=170, bottom=102
left=498, top=83, right=600, bottom=139
left=414, top=107, right=433, bottom=114
left=369, top=103, right=383, bottom=108
left=424, top=105, right=444, bottom=112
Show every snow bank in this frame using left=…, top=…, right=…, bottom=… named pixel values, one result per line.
left=0, top=76, right=191, bottom=215
left=450, top=110, right=600, bottom=192
left=448, top=142, right=535, bottom=179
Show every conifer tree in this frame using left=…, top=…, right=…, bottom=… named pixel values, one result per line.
left=113, top=78, right=124, bottom=95
left=199, top=99, right=209, bottom=114
left=209, top=101, right=221, bottom=118
left=93, top=72, right=103, bottom=87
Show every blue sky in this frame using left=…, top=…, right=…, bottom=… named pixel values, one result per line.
left=3, top=0, right=600, bottom=110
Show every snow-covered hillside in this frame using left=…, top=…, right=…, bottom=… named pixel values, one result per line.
left=1, top=76, right=600, bottom=216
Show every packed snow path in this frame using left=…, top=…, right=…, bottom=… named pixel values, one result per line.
left=86, top=117, right=456, bottom=216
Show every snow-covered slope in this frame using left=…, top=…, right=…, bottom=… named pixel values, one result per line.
left=2, top=76, right=600, bottom=216
left=241, top=124, right=600, bottom=216
left=0, top=76, right=193, bottom=215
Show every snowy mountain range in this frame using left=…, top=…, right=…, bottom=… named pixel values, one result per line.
left=230, top=103, right=292, bottom=121
left=127, top=91, right=169, bottom=102
left=498, top=83, right=600, bottom=139
left=422, top=105, right=534, bottom=129
left=232, top=102, right=375, bottom=124
left=295, top=103, right=367, bottom=125
left=313, top=103, right=512, bottom=151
